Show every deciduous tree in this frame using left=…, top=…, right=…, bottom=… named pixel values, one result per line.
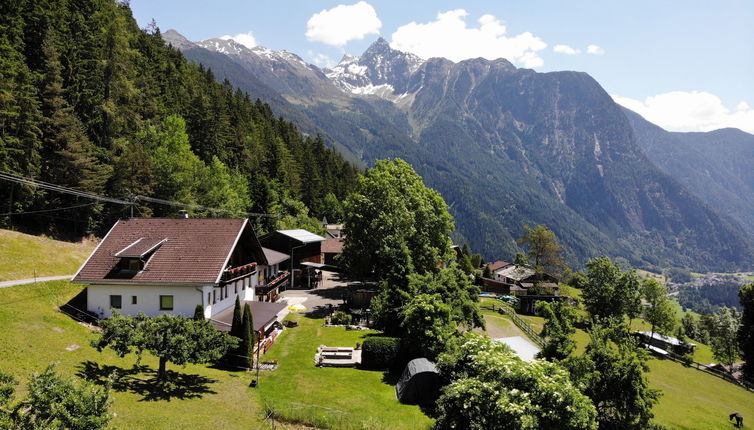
left=93, top=314, right=237, bottom=380
left=641, top=278, right=676, bottom=339
left=739, top=283, right=754, bottom=383
left=517, top=225, right=567, bottom=278
left=709, top=306, right=741, bottom=372
left=581, top=257, right=642, bottom=322
left=435, top=333, right=597, bottom=430
left=564, top=324, right=660, bottom=429
left=0, top=364, right=112, bottom=430
left=537, top=301, right=577, bottom=361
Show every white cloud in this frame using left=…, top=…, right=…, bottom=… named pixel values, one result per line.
left=305, top=1, right=382, bottom=47
left=586, top=44, right=605, bottom=55
left=553, top=44, right=579, bottom=55
left=390, top=9, right=547, bottom=68
left=613, top=91, right=754, bottom=134
left=219, top=31, right=257, bottom=49
left=309, top=52, right=337, bottom=69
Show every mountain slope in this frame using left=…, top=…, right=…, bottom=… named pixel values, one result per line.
left=168, top=31, right=754, bottom=270
left=625, top=107, right=754, bottom=240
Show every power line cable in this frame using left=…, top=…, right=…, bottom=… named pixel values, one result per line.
left=0, top=202, right=96, bottom=217
left=1, top=171, right=280, bottom=218
left=0, top=172, right=131, bottom=205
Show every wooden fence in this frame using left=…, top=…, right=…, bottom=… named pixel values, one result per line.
left=654, top=347, right=754, bottom=393
left=482, top=303, right=544, bottom=347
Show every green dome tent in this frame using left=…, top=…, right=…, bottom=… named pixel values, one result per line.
left=395, top=358, right=441, bottom=404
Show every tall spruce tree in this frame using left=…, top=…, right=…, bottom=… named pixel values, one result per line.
left=240, top=303, right=254, bottom=368
left=230, top=296, right=243, bottom=338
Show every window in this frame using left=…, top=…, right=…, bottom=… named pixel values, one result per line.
left=127, top=259, right=141, bottom=271
left=131, top=296, right=137, bottom=305
left=242, top=278, right=247, bottom=290
left=208, top=292, right=211, bottom=304
left=159, top=295, right=174, bottom=311
left=234, top=282, right=237, bottom=294
left=110, top=295, right=122, bottom=309
left=213, top=290, right=216, bottom=304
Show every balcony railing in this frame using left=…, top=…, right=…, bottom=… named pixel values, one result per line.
left=221, top=262, right=258, bottom=283
left=256, top=271, right=289, bottom=293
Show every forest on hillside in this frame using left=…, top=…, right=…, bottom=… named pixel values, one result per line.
left=0, top=0, right=358, bottom=238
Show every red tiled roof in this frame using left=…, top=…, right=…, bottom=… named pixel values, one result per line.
left=115, top=237, right=167, bottom=258
left=322, top=237, right=344, bottom=254
left=488, top=260, right=511, bottom=272
left=73, top=218, right=248, bottom=285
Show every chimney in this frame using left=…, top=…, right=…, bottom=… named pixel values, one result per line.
left=178, top=210, right=189, bottom=219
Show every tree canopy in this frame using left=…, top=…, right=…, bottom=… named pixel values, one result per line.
left=92, top=313, right=238, bottom=380
left=739, top=283, right=754, bottom=383
left=434, top=333, right=597, bottom=430
left=517, top=224, right=567, bottom=278
left=564, top=324, right=660, bottom=430
left=581, top=257, right=642, bottom=322
left=641, top=278, right=675, bottom=338
left=341, top=158, right=454, bottom=282
left=0, top=0, right=359, bottom=237
left=0, top=365, right=112, bottom=430
left=536, top=300, right=578, bottom=361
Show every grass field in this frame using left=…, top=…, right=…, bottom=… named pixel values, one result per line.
left=479, top=296, right=754, bottom=429
left=253, top=314, right=432, bottom=429
left=3, top=280, right=753, bottom=429
left=0, top=280, right=430, bottom=429
left=0, top=229, right=95, bottom=281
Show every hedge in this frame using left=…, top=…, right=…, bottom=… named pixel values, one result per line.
left=361, top=336, right=401, bottom=370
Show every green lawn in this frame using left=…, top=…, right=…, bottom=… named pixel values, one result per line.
left=0, top=280, right=430, bottom=429
left=0, top=280, right=268, bottom=429
left=253, top=313, right=432, bottom=430
left=649, top=358, right=754, bottom=429
left=0, top=229, right=95, bottom=281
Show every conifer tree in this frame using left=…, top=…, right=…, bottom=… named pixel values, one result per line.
left=193, top=304, right=204, bottom=321
left=230, top=296, right=242, bottom=338
left=240, top=303, right=255, bottom=368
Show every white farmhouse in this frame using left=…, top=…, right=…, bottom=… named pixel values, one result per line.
left=73, top=218, right=290, bottom=320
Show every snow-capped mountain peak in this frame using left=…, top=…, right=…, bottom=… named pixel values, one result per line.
left=325, top=38, right=425, bottom=98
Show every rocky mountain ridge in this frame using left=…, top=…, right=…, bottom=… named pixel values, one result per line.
left=163, top=29, right=754, bottom=270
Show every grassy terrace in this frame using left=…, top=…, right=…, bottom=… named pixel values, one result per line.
left=253, top=314, right=432, bottom=429
left=0, top=280, right=430, bottom=429
left=0, top=229, right=95, bottom=281
left=480, top=296, right=754, bottom=429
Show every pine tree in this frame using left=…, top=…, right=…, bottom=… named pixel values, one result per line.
left=39, top=36, right=110, bottom=233
left=240, top=303, right=254, bottom=368
left=230, top=296, right=242, bottom=338
left=193, top=304, right=204, bottom=321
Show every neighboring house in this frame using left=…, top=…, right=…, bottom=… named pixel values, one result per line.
left=321, top=217, right=344, bottom=238
left=72, top=218, right=289, bottom=319
left=493, top=264, right=558, bottom=285
left=487, top=260, right=512, bottom=273
left=321, top=237, right=344, bottom=266
left=259, top=229, right=326, bottom=268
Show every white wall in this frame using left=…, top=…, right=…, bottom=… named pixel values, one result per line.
left=89, top=269, right=266, bottom=320
left=87, top=284, right=207, bottom=319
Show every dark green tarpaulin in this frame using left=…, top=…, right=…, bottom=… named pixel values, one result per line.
left=395, top=358, right=441, bottom=404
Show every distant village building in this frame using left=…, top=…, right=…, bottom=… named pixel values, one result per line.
left=73, top=218, right=290, bottom=319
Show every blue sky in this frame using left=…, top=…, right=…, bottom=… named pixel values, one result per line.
left=130, top=1, right=754, bottom=133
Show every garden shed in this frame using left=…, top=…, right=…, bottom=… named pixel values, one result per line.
left=395, top=358, right=441, bottom=404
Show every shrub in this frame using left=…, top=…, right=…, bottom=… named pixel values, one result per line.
left=330, top=311, right=352, bottom=325
left=361, top=336, right=401, bottom=370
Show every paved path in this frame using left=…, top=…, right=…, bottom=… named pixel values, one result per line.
left=0, top=275, right=73, bottom=288
left=279, top=271, right=372, bottom=317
